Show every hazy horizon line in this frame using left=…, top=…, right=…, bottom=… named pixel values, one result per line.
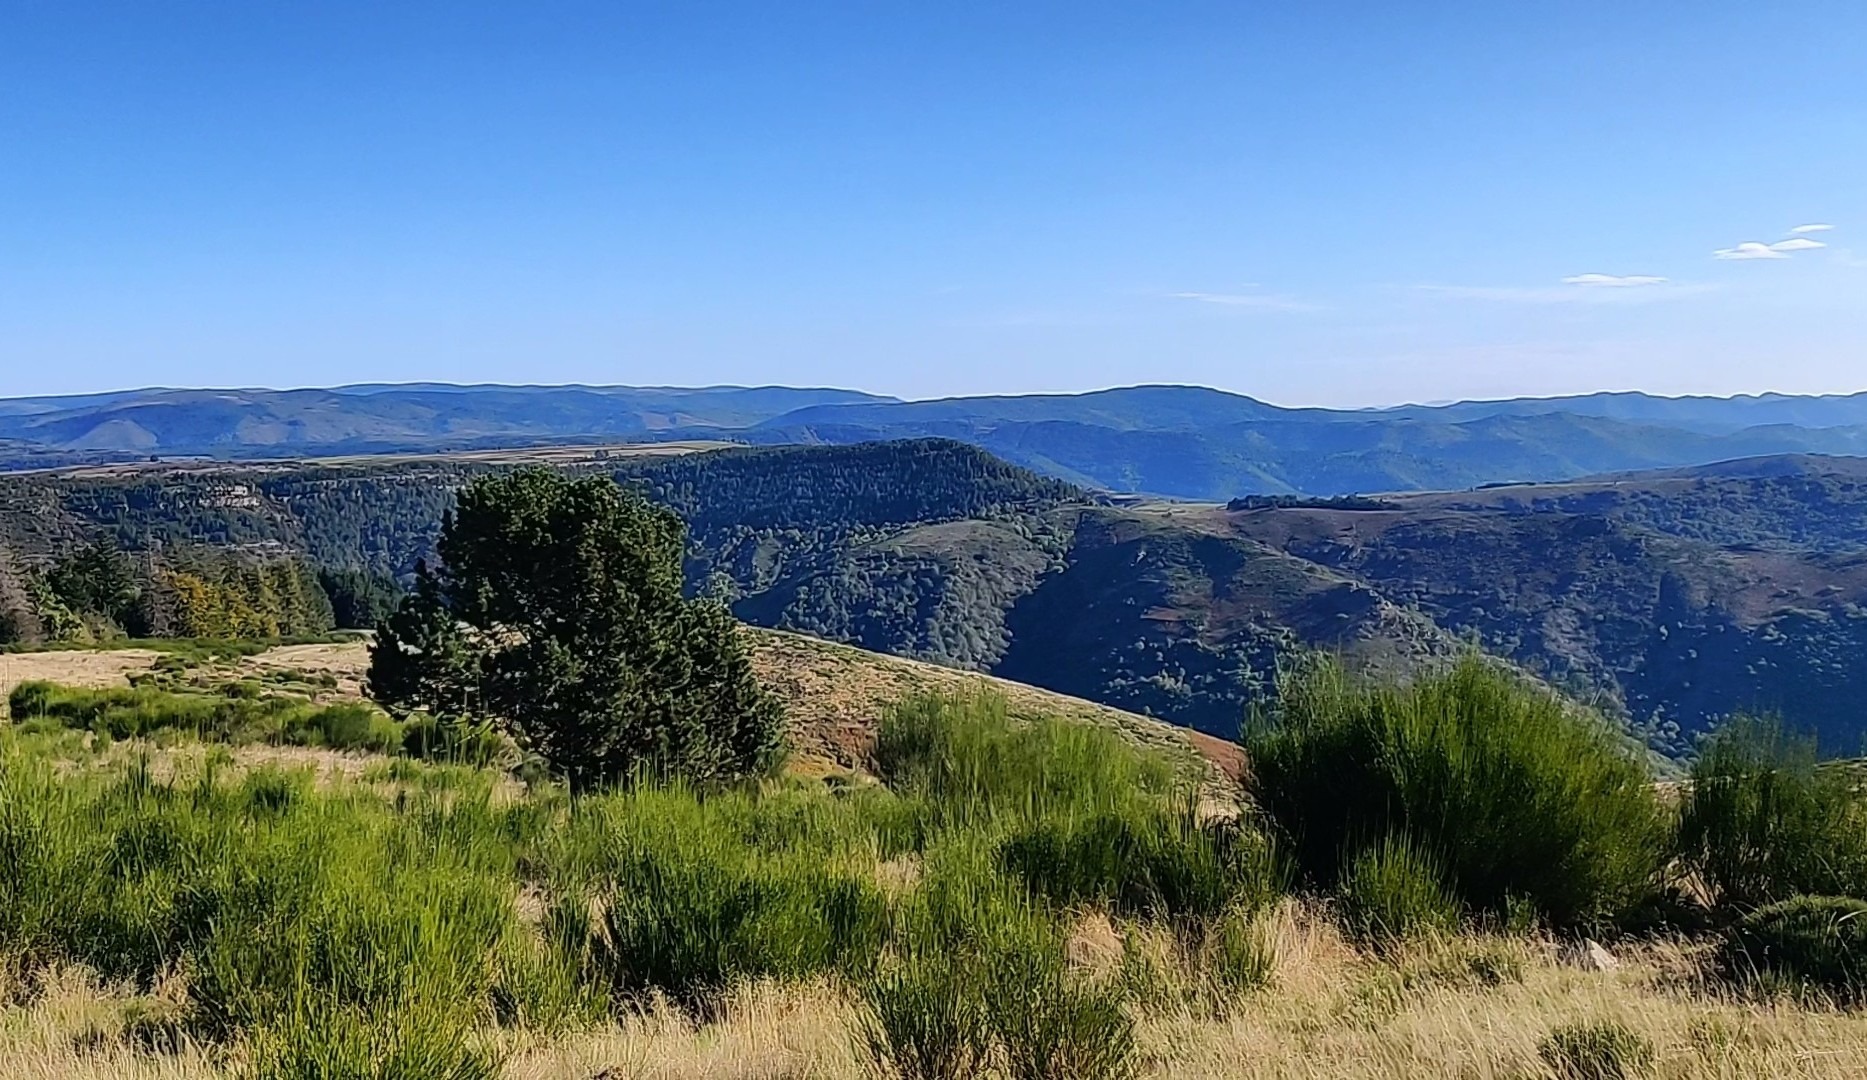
left=6, top=380, right=1867, bottom=414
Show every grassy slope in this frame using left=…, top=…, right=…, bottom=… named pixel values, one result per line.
left=748, top=628, right=1243, bottom=783
left=0, top=630, right=1244, bottom=785
left=8, top=641, right=1867, bottom=1078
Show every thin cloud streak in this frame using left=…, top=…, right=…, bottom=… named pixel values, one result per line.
left=1416, top=281, right=1717, bottom=304
left=1561, top=274, right=1669, bottom=287
left=1169, top=291, right=1319, bottom=312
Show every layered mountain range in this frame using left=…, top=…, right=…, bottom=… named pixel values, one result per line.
left=7, top=383, right=1867, bottom=498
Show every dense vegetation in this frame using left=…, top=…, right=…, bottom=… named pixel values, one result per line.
left=1244, top=657, right=1667, bottom=933
left=371, top=469, right=784, bottom=789
left=0, top=690, right=1274, bottom=1079
left=6, top=648, right=1867, bottom=1075
left=0, top=538, right=336, bottom=646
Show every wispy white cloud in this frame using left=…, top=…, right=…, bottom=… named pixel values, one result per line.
left=1561, top=273, right=1669, bottom=287
left=1714, top=226, right=1837, bottom=259
left=1417, top=280, right=1715, bottom=304
left=1169, top=291, right=1317, bottom=312
left=1714, top=241, right=1790, bottom=260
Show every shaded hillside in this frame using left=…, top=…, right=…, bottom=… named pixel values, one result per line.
left=1225, top=460, right=1867, bottom=752
left=992, top=507, right=1457, bottom=735
left=754, top=408, right=1867, bottom=500
left=734, top=518, right=1060, bottom=671
left=9, top=441, right=1867, bottom=754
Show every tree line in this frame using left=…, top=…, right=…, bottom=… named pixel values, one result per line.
left=0, top=539, right=401, bottom=645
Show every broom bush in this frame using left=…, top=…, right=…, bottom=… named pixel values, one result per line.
left=1245, top=657, right=1667, bottom=930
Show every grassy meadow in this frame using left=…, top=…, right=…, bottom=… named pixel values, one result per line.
left=0, top=648, right=1865, bottom=1077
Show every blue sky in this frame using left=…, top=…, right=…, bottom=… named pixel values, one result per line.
left=3, top=2, right=1863, bottom=406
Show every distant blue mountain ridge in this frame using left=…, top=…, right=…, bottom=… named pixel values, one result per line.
left=3, top=382, right=1866, bottom=498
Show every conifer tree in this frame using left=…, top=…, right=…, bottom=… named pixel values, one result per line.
left=368, top=469, right=784, bottom=789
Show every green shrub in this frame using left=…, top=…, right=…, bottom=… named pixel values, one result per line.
left=1001, top=811, right=1277, bottom=921
left=875, top=693, right=1180, bottom=831
left=1538, top=1020, right=1654, bottom=1080
left=971, top=901, right=1135, bottom=1080
left=992, top=959, right=1135, bottom=1080
left=1245, top=657, right=1666, bottom=930
left=548, top=785, right=891, bottom=1011
left=1721, top=895, right=1867, bottom=1003
left=0, top=743, right=528, bottom=1072
left=248, top=1006, right=502, bottom=1080
left=877, top=691, right=1274, bottom=922
left=401, top=714, right=512, bottom=768
left=875, top=841, right=1137, bottom=1080
left=286, top=703, right=402, bottom=754
left=1677, top=718, right=1867, bottom=908
left=1336, top=833, right=1460, bottom=945
left=859, top=946, right=993, bottom=1080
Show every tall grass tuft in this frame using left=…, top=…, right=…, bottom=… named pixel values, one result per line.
left=1245, top=656, right=1667, bottom=930
left=8, top=680, right=402, bottom=753
left=1336, top=832, right=1460, bottom=945
left=990, top=941, right=1136, bottom=1080
left=1001, top=810, right=1277, bottom=922
left=1538, top=1020, right=1655, bottom=1080
left=863, top=840, right=1138, bottom=1080
left=879, top=691, right=1272, bottom=926
left=875, top=692, right=1180, bottom=830
left=1720, top=894, right=1867, bottom=1003
left=544, top=782, right=892, bottom=1012
left=1677, top=717, right=1867, bottom=908
left=859, top=944, right=992, bottom=1080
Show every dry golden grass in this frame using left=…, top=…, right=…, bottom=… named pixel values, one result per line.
left=0, top=965, right=214, bottom=1080
left=1135, top=904, right=1867, bottom=1079
left=9, top=902, right=1867, bottom=1079
left=503, top=982, right=863, bottom=1080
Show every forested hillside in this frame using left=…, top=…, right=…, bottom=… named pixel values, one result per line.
left=7, top=440, right=1867, bottom=753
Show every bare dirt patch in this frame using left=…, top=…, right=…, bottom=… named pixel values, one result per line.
left=0, top=649, right=161, bottom=717
left=240, top=642, right=371, bottom=699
